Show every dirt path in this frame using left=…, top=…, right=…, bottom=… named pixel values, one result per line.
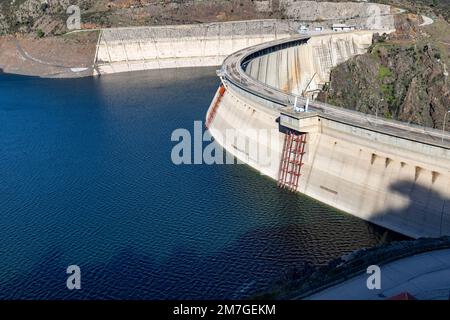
left=0, top=32, right=98, bottom=78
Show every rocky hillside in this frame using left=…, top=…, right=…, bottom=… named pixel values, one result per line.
left=0, top=0, right=387, bottom=36
left=0, top=0, right=280, bottom=36
left=318, top=18, right=450, bottom=130
left=1, top=0, right=448, bottom=37
left=0, top=0, right=93, bottom=36
left=372, top=0, right=450, bottom=21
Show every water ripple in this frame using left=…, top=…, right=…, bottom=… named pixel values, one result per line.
left=0, top=69, right=406, bottom=300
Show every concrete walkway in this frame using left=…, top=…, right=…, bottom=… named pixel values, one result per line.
left=307, top=249, right=450, bottom=300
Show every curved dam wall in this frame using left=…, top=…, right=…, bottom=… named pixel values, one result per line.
left=207, top=35, right=450, bottom=239
left=94, top=20, right=300, bottom=74
left=244, top=31, right=374, bottom=95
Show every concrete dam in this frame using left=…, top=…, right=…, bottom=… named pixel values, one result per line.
left=91, top=0, right=396, bottom=75
left=244, top=31, right=374, bottom=95
left=94, top=20, right=302, bottom=74
left=206, top=33, right=450, bottom=239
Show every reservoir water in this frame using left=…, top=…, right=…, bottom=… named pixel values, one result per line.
left=0, top=68, right=404, bottom=299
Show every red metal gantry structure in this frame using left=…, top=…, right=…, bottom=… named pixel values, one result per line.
left=205, top=85, right=226, bottom=128
left=278, top=130, right=307, bottom=192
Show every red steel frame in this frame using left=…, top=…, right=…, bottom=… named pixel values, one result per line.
left=277, top=131, right=307, bottom=192
left=205, top=85, right=226, bottom=128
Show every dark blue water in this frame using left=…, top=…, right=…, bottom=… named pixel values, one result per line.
left=0, top=68, right=404, bottom=299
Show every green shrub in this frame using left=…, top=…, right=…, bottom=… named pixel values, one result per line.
left=378, top=66, right=393, bottom=80
left=36, top=29, right=45, bottom=38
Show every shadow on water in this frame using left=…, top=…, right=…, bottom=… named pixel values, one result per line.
left=0, top=216, right=405, bottom=300
left=372, top=180, right=450, bottom=238
left=0, top=168, right=407, bottom=300
left=0, top=68, right=408, bottom=299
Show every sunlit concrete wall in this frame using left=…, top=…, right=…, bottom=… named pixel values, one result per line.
left=95, top=20, right=300, bottom=74
left=245, top=31, right=374, bottom=96
left=207, top=84, right=450, bottom=238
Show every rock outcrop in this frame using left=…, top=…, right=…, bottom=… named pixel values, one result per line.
left=319, top=35, right=450, bottom=130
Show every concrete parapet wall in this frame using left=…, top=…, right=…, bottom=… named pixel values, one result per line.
left=208, top=83, right=450, bottom=238
left=95, top=20, right=300, bottom=74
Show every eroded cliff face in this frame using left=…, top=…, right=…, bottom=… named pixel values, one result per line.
left=318, top=31, right=450, bottom=130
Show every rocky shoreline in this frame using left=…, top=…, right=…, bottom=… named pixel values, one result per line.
left=0, top=32, right=97, bottom=78
left=254, top=236, right=450, bottom=299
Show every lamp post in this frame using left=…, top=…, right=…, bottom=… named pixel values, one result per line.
left=443, top=110, right=450, bottom=143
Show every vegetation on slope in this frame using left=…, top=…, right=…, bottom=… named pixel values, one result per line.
left=0, top=0, right=449, bottom=37
left=318, top=17, right=450, bottom=130
left=0, top=0, right=281, bottom=36
left=372, top=0, right=450, bottom=21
